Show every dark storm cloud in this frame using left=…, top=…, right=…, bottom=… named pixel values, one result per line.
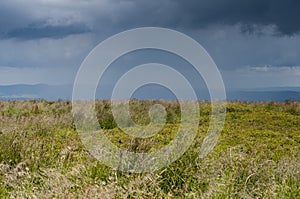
left=175, top=0, right=300, bottom=35
left=4, top=23, right=91, bottom=40
left=0, top=0, right=298, bottom=88
left=110, top=0, right=300, bottom=35
left=1, top=0, right=300, bottom=40
left=0, top=1, right=91, bottom=40
left=0, top=2, right=32, bottom=35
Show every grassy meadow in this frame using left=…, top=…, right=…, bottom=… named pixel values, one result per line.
left=0, top=100, right=299, bottom=198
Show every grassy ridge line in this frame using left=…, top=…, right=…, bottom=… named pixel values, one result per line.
left=0, top=100, right=299, bottom=198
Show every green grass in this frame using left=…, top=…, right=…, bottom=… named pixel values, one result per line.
left=0, top=100, right=299, bottom=198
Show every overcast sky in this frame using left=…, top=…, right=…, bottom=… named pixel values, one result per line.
left=0, top=0, right=299, bottom=90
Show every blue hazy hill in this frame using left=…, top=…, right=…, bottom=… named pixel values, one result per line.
left=0, top=84, right=299, bottom=102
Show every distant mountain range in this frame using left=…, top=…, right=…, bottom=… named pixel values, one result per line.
left=227, top=90, right=300, bottom=102
left=0, top=84, right=299, bottom=102
left=0, top=84, right=72, bottom=100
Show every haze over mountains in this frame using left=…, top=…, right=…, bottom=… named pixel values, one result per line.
left=1, top=84, right=299, bottom=102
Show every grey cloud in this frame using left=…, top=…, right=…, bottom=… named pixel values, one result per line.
left=4, top=22, right=91, bottom=40
left=192, top=25, right=300, bottom=70
left=0, top=0, right=94, bottom=40
left=101, top=0, right=300, bottom=35
left=1, top=0, right=300, bottom=40
left=0, top=33, right=95, bottom=69
left=0, top=2, right=33, bottom=35
left=0, top=0, right=299, bottom=89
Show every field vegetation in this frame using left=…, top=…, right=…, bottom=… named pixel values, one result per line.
left=0, top=100, right=299, bottom=198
